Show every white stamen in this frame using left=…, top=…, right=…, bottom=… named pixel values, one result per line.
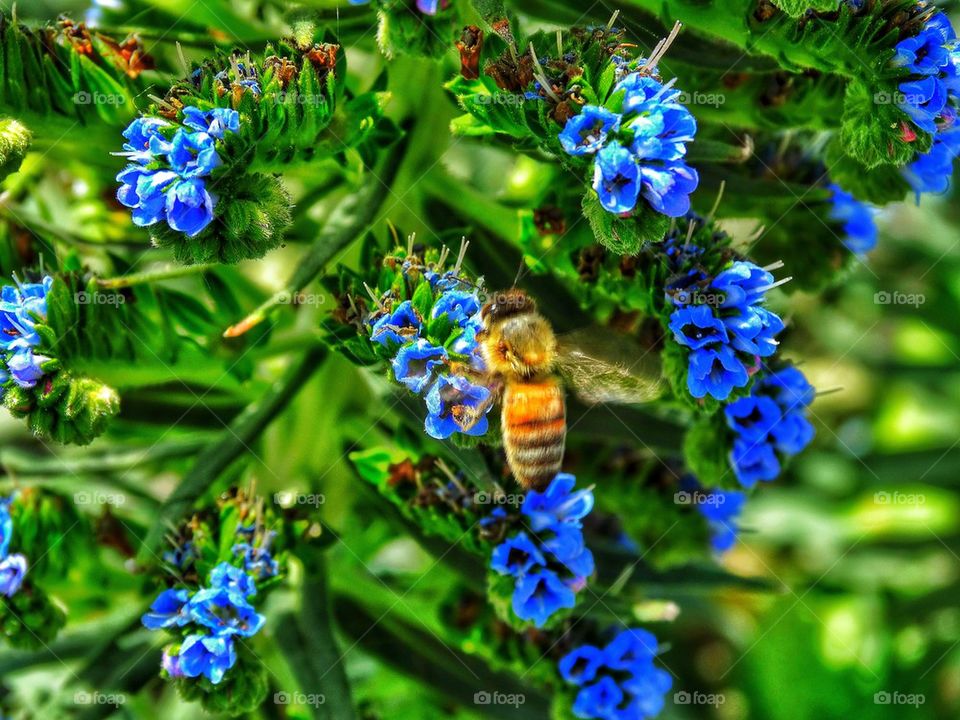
left=756, top=276, right=793, bottom=293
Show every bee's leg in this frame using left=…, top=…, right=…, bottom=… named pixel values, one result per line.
left=452, top=378, right=502, bottom=432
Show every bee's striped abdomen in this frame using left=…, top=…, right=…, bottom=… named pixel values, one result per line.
left=502, top=379, right=566, bottom=490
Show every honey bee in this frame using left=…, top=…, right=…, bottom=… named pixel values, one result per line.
left=457, top=289, right=663, bottom=490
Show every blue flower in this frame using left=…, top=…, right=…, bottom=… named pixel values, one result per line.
left=490, top=532, right=546, bottom=576
left=167, top=129, right=222, bottom=178
left=161, top=648, right=185, bottom=678
left=232, top=543, right=279, bottom=581
left=424, top=374, right=492, bottom=439
left=827, top=184, right=878, bottom=254
left=0, top=554, right=26, bottom=597
left=572, top=676, right=624, bottom=719
left=116, top=166, right=177, bottom=227
left=121, top=117, right=169, bottom=163
left=696, top=490, right=746, bottom=553
left=620, top=664, right=673, bottom=718
left=209, top=561, right=258, bottom=599
left=165, top=178, right=217, bottom=237
left=186, top=587, right=265, bottom=638
left=687, top=345, right=749, bottom=400
left=370, top=300, right=421, bottom=346
left=629, top=104, right=696, bottom=163
left=893, top=26, right=952, bottom=76
left=416, top=0, right=441, bottom=13
left=7, top=348, right=49, bottom=389
left=392, top=339, right=447, bottom=393
left=182, top=107, right=240, bottom=139
left=711, top=261, right=773, bottom=308
left=604, top=628, right=660, bottom=670
left=669, top=305, right=728, bottom=350
left=141, top=588, right=192, bottom=630
left=0, top=277, right=51, bottom=351
left=541, top=524, right=594, bottom=578
left=769, top=412, right=815, bottom=454
left=559, top=106, right=621, bottom=156
left=730, top=438, right=780, bottom=488
left=521, top=474, right=594, bottom=532
left=725, top=395, right=783, bottom=440
left=899, top=76, right=948, bottom=134
left=592, top=142, right=640, bottom=214
left=0, top=500, right=11, bottom=558
left=431, top=290, right=481, bottom=327
left=615, top=73, right=681, bottom=115
left=177, top=633, right=236, bottom=684
left=903, top=126, right=960, bottom=198
left=559, top=645, right=606, bottom=685
left=761, top=366, right=815, bottom=409
left=726, top=306, right=783, bottom=358
left=512, top=569, right=576, bottom=627
left=639, top=161, right=698, bottom=217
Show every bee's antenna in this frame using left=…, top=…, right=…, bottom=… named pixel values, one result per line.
left=512, top=258, right=527, bottom=289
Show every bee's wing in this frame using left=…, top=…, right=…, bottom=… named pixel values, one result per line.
left=555, top=328, right=664, bottom=406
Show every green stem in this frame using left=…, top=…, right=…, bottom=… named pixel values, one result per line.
left=97, top=263, right=217, bottom=289
left=223, top=141, right=408, bottom=338
left=138, top=347, right=328, bottom=561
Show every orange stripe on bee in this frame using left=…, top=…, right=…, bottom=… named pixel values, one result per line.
left=502, top=380, right=566, bottom=490
left=503, top=381, right=564, bottom=426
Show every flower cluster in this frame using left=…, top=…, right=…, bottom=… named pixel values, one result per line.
left=724, top=365, right=816, bottom=488
left=365, top=247, right=492, bottom=440
left=0, top=495, right=27, bottom=598
left=559, top=69, right=698, bottom=218
left=142, top=561, right=265, bottom=684
left=490, top=474, right=594, bottom=627
left=116, top=107, right=240, bottom=238
left=348, top=0, right=446, bottom=13
left=827, top=183, right=878, bottom=255
left=667, top=260, right=784, bottom=402
left=0, top=276, right=53, bottom=392
left=559, top=628, right=672, bottom=720
left=894, top=12, right=960, bottom=196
